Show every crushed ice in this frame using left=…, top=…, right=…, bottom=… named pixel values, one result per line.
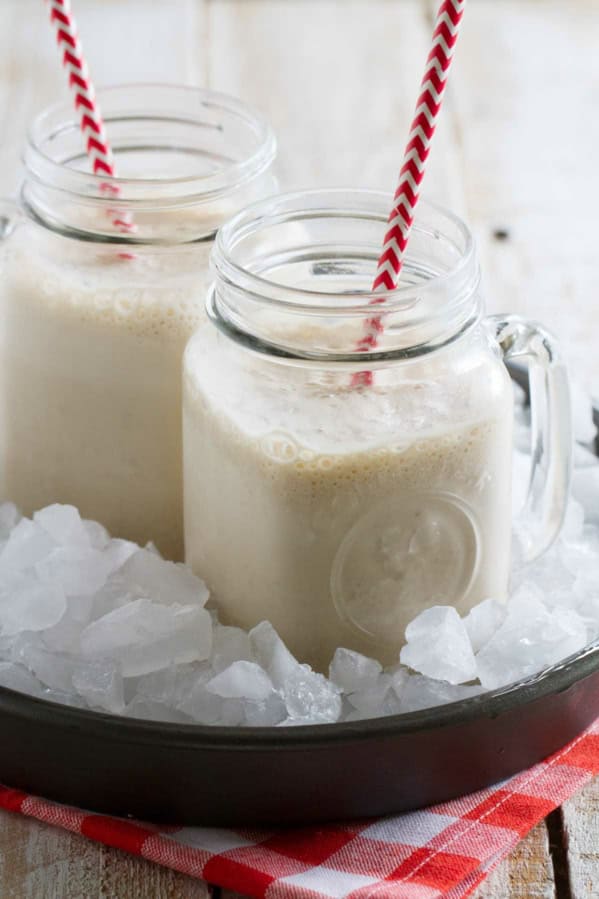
left=0, top=380, right=597, bottom=725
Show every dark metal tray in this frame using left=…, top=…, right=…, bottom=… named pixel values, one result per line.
left=0, top=373, right=596, bottom=827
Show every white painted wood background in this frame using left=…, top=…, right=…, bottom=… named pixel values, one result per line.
left=0, top=0, right=597, bottom=896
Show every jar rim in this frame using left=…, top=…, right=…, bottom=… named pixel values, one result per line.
left=212, top=188, right=477, bottom=315
left=24, top=83, right=277, bottom=204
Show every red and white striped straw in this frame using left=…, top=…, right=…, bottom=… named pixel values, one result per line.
left=45, top=0, right=135, bottom=236
left=353, top=0, right=466, bottom=386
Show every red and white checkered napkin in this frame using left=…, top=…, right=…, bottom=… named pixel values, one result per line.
left=3, top=721, right=599, bottom=899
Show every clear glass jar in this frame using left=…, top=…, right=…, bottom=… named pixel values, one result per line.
left=183, top=188, right=571, bottom=672
left=0, top=84, right=277, bottom=560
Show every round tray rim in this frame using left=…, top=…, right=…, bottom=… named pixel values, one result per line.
left=1, top=638, right=598, bottom=750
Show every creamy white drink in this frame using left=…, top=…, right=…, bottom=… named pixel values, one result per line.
left=0, top=234, right=210, bottom=560
left=184, top=329, right=514, bottom=671
left=0, top=85, right=276, bottom=559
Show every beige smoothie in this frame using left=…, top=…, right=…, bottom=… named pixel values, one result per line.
left=183, top=332, right=514, bottom=671
left=2, top=84, right=277, bottom=559
left=0, top=231, right=210, bottom=559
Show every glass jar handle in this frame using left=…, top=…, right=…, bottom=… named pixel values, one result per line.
left=488, top=314, right=572, bottom=562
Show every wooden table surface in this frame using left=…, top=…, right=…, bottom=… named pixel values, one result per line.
left=0, top=0, right=598, bottom=895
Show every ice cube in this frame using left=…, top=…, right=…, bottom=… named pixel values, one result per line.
left=574, top=590, right=599, bottom=638
left=249, top=621, right=301, bottom=688
left=102, top=539, right=138, bottom=574
left=388, top=664, right=410, bottom=700
left=559, top=526, right=599, bottom=578
left=573, top=443, right=599, bottom=469
left=36, top=547, right=113, bottom=596
left=80, top=599, right=213, bottom=676
left=83, top=519, right=111, bottom=549
left=137, top=663, right=202, bottom=707
left=244, top=694, right=287, bottom=726
left=329, top=648, right=382, bottom=693
left=282, top=666, right=342, bottom=724
left=218, top=699, right=246, bottom=726
left=206, top=661, right=273, bottom=701
left=0, top=576, right=66, bottom=636
left=119, top=549, right=209, bottom=606
left=464, top=599, right=507, bottom=653
left=34, top=504, right=90, bottom=547
left=145, top=541, right=162, bottom=557
left=0, top=503, right=21, bottom=540
left=0, top=634, right=15, bottom=661
left=13, top=640, right=76, bottom=691
left=400, top=606, right=477, bottom=685
left=400, top=675, right=484, bottom=713
left=72, top=659, right=124, bottom=714
left=0, top=661, right=44, bottom=697
left=41, top=688, right=86, bottom=709
left=348, top=674, right=396, bottom=717
left=0, top=518, right=56, bottom=572
left=276, top=716, right=315, bottom=728
left=510, top=581, right=547, bottom=608
left=42, top=609, right=86, bottom=654
left=212, top=624, right=253, bottom=674
left=571, top=382, right=597, bottom=445
left=550, top=608, right=589, bottom=658
left=68, top=593, right=96, bottom=625
left=178, top=676, right=224, bottom=724
left=572, top=467, right=599, bottom=525
left=126, top=696, right=192, bottom=723
left=562, top=499, right=585, bottom=543
left=476, top=592, right=588, bottom=690
left=510, top=528, right=529, bottom=576
left=91, top=580, right=134, bottom=620
left=344, top=708, right=370, bottom=722
left=515, top=553, right=576, bottom=609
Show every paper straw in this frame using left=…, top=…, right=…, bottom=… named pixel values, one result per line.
left=45, top=0, right=135, bottom=237
left=353, top=0, right=466, bottom=386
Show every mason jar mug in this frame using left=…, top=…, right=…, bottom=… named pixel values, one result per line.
left=183, top=189, right=571, bottom=671
left=0, top=84, right=277, bottom=559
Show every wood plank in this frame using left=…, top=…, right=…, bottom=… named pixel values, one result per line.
left=449, top=0, right=599, bottom=393
left=0, top=0, right=198, bottom=196
left=0, top=809, right=210, bottom=899
left=207, top=0, right=465, bottom=214
left=561, top=776, right=599, bottom=898
left=473, top=821, right=555, bottom=899
left=75, top=0, right=197, bottom=84
left=0, top=0, right=64, bottom=196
